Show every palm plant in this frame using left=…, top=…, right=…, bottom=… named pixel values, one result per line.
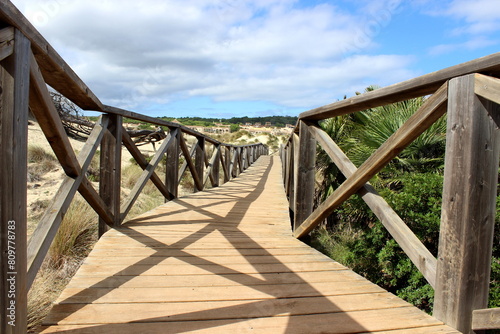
left=347, top=97, right=447, bottom=177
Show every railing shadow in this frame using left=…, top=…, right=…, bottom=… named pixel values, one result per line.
left=43, top=157, right=371, bottom=333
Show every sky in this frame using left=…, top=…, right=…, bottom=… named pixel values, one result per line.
left=11, top=0, right=500, bottom=118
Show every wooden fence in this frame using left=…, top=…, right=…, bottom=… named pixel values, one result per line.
left=281, top=54, right=500, bottom=333
left=0, top=2, right=267, bottom=333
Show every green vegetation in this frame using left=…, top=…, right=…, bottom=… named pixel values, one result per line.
left=311, top=87, right=500, bottom=314
left=230, top=124, right=240, bottom=133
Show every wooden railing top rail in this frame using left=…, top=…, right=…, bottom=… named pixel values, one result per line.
left=299, top=52, right=500, bottom=121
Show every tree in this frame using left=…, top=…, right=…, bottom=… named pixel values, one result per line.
left=229, top=124, right=240, bottom=133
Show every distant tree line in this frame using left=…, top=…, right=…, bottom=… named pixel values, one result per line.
left=157, top=116, right=298, bottom=128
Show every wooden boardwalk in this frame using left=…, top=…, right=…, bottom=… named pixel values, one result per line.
left=39, top=156, right=460, bottom=333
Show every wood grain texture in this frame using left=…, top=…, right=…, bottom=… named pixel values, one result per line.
left=0, top=28, right=30, bottom=334
left=472, top=307, right=500, bottom=330
left=40, top=157, right=459, bottom=334
left=434, top=74, right=500, bottom=334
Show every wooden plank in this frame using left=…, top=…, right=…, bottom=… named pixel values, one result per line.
left=99, top=114, right=122, bottom=236
left=44, top=293, right=407, bottom=325
left=434, top=74, right=500, bottom=334
left=308, top=125, right=437, bottom=288
left=64, top=270, right=364, bottom=289
left=474, top=73, right=500, bottom=105
left=39, top=308, right=451, bottom=334
left=294, top=121, right=316, bottom=231
left=56, top=281, right=384, bottom=304
left=472, top=308, right=500, bottom=330
left=120, top=130, right=176, bottom=221
left=0, top=26, right=14, bottom=61
left=299, top=52, right=500, bottom=121
left=121, top=128, right=173, bottom=200
left=0, top=28, right=30, bottom=334
left=294, top=83, right=448, bottom=238
left=165, top=127, right=180, bottom=199
left=29, top=51, right=81, bottom=177
left=0, top=1, right=104, bottom=111
left=27, top=116, right=109, bottom=289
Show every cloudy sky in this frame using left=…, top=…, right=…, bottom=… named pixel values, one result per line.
left=11, top=0, right=500, bottom=118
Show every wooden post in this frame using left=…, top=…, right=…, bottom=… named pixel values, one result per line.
left=166, top=128, right=179, bottom=199
left=224, top=146, right=231, bottom=183
left=212, top=145, right=220, bottom=187
left=294, top=121, right=316, bottom=232
left=0, top=28, right=30, bottom=334
left=434, top=74, right=500, bottom=333
left=99, top=114, right=122, bottom=237
left=195, top=137, right=205, bottom=191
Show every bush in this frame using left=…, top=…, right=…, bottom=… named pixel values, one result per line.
left=312, top=172, right=444, bottom=313
left=230, top=124, right=240, bottom=133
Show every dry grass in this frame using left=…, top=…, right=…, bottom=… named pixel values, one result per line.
left=28, top=197, right=98, bottom=333
left=27, top=145, right=59, bottom=182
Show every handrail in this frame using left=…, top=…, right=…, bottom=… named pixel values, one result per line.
left=282, top=56, right=500, bottom=333
left=0, top=3, right=268, bottom=333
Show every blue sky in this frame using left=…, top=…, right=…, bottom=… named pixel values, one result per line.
left=11, top=0, right=500, bottom=118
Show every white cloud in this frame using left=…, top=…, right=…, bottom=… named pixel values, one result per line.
left=11, top=0, right=416, bottom=112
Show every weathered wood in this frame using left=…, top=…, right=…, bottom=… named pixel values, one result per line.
left=230, top=147, right=238, bottom=178
left=177, top=136, right=196, bottom=182
left=294, top=121, right=316, bottom=232
left=290, top=134, right=299, bottom=212
left=99, top=115, right=122, bottom=236
left=0, top=1, right=104, bottom=111
left=474, top=73, right=500, bottom=106
left=434, top=74, right=500, bottom=334
left=195, top=137, right=206, bottom=191
left=121, top=129, right=173, bottom=200
left=165, top=128, right=180, bottom=199
left=178, top=135, right=203, bottom=191
left=103, top=105, right=223, bottom=145
left=27, top=116, right=109, bottom=289
left=203, top=145, right=217, bottom=187
left=0, top=26, right=14, bottom=61
left=472, top=308, right=500, bottom=331
left=29, top=51, right=80, bottom=177
left=0, top=28, right=30, bottom=334
left=120, top=130, right=176, bottom=221
left=308, top=125, right=437, bottom=287
left=299, top=52, right=500, bottom=121
left=77, top=179, right=114, bottom=226
left=220, top=146, right=230, bottom=183
left=212, top=145, right=220, bottom=187
left=294, top=83, right=448, bottom=238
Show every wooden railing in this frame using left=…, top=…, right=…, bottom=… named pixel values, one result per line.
left=0, top=2, right=267, bottom=333
left=281, top=54, right=500, bottom=333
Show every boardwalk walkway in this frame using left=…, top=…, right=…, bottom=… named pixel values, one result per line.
left=39, top=156, right=460, bottom=333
